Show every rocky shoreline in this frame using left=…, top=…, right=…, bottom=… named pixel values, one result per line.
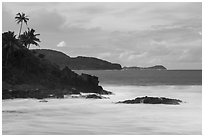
left=3, top=90, right=183, bottom=106
left=2, top=86, right=111, bottom=100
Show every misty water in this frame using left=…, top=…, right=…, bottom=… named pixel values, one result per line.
left=2, top=70, right=202, bottom=135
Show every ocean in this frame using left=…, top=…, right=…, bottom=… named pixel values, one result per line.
left=2, top=70, right=202, bottom=135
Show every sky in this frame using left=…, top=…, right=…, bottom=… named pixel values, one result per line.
left=2, top=2, right=202, bottom=69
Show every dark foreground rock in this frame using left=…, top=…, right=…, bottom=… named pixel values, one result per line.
left=85, top=94, right=108, bottom=99
left=2, top=89, right=59, bottom=99
left=117, top=96, right=182, bottom=105
left=39, top=99, right=48, bottom=102
left=2, top=87, right=111, bottom=100
left=68, top=93, right=109, bottom=99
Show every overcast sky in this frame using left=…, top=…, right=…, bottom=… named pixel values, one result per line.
left=2, top=2, right=202, bottom=69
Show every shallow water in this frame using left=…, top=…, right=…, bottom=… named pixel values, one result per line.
left=2, top=85, right=202, bottom=135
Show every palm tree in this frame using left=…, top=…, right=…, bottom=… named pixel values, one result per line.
left=2, top=31, right=20, bottom=67
left=15, top=12, right=29, bottom=37
left=20, top=28, right=40, bottom=49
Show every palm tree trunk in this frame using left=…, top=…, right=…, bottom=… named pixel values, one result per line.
left=18, top=22, right=23, bottom=38
left=5, top=50, right=9, bottom=68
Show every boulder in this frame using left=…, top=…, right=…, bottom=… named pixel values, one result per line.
left=39, top=99, right=48, bottom=102
left=98, top=89, right=113, bottom=95
left=117, top=96, right=182, bottom=105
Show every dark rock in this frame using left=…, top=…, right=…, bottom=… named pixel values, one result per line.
left=98, top=89, right=113, bottom=95
left=85, top=94, right=103, bottom=99
left=70, top=94, right=81, bottom=98
left=81, top=73, right=99, bottom=86
left=85, top=94, right=107, bottom=99
left=61, top=66, right=78, bottom=79
left=3, top=88, right=57, bottom=99
left=117, top=96, right=182, bottom=105
left=69, top=88, right=81, bottom=95
left=39, top=99, right=48, bottom=102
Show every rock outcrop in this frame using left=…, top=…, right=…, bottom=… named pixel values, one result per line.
left=85, top=94, right=108, bottom=99
left=117, top=96, right=182, bottom=105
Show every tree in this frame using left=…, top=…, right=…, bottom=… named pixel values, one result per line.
left=38, top=53, right=45, bottom=58
left=2, top=31, right=20, bottom=67
left=20, top=28, right=40, bottom=49
left=15, top=12, right=29, bottom=37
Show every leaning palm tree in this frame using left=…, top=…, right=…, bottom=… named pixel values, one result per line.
left=20, top=28, right=40, bottom=49
left=15, top=12, right=29, bottom=37
left=2, top=31, right=20, bottom=67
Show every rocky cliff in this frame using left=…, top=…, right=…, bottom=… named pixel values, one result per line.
left=3, top=47, right=111, bottom=99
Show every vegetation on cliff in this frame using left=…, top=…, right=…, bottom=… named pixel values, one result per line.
left=2, top=12, right=111, bottom=99
left=33, top=49, right=122, bottom=70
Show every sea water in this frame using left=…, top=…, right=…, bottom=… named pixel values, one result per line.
left=2, top=70, right=202, bottom=135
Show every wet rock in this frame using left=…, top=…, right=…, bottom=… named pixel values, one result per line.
left=117, top=96, right=182, bottom=105
left=85, top=94, right=108, bottom=99
left=39, top=99, right=48, bottom=102
left=2, top=110, right=25, bottom=113
left=85, top=94, right=102, bottom=99
left=98, top=89, right=113, bottom=95
left=70, top=94, right=81, bottom=98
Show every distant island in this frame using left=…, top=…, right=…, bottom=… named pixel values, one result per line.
left=33, top=49, right=122, bottom=70
left=123, top=65, right=167, bottom=70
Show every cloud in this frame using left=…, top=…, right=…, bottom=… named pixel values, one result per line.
left=3, top=2, right=201, bottom=32
left=2, top=2, right=202, bottom=69
left=2, top=5, right=18, bottom=32
left=31, top=10, right=66, bottom=33
left=98, top=52, right=112, bottom=58
left=57, top=41, right=66, bottom=47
